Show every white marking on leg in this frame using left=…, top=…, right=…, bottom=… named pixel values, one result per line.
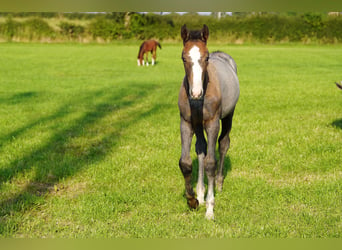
left=137, top=59, right=141, bottom=66
left=152, top=58, right=155, bottom=65
left=205, top=178, right=215, bottom=220
left=196, top=153, right=205, bottom=205
left=142, top=60, right=145, bottom=66
left=189, top=46, right=203, bottom=98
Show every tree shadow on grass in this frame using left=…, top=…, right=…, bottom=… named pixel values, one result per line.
left=332, top=118, right=342, bottom=129
left=0, top=91, right=39, bottom=105
left=0, top=82, right=161, bottom=231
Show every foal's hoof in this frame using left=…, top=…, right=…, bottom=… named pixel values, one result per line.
left=205, top=211, right=215, bottom=220
left=187, top=198, right=199, bottom=209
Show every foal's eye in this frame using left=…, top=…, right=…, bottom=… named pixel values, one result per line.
left=205, top=56, right=209, bottom=62
left=182, top=57, right=186, bottom=63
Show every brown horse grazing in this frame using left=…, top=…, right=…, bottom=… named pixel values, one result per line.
left=178, top=24, right=240, bottom=220
left=137, top=39, right=162, bottom=66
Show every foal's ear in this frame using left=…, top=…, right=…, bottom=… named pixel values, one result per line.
left=181, top=24, right=189, bottom=44
left=201, top=24, right=209, bottom=43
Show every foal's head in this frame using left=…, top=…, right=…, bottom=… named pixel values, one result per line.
left=181, top=24, right=209, bottom=100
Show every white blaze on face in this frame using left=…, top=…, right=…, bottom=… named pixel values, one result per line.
left=188, top=45, right=203, bottom=98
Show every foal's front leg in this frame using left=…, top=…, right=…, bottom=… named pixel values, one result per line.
left=204, top=118, right=220, bottom=220
left=152, top=49, right=156, bottom=65
left=179, top=118, right=198, bottom=209
left=145, top=53, right=149, bottom=66
left=194, top=127, right=207, bottom=205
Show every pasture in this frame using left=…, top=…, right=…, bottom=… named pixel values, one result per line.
left=0, top=42, right=341, bottom=238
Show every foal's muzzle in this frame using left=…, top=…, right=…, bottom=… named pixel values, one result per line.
left=190, top=88, right=203, bottom=100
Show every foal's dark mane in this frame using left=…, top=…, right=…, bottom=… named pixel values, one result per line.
left=183, top=30, right=207, bottom=43
left=188, top=30, right=203, bottom=40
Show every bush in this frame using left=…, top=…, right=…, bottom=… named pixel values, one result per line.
left=0, top=16, right=21, bottom=40
left=59, top=22, right=85, bottom=39
left=23, top=18, right=54, bottom=39
left=1, top=12, right=342, bottom=44
left=129, top=13, right=177, bottom=40
left=323, top=16, right=342, bottom=42
left=88, top=17, right=124, bottom=40
left=0, top=17, right=56, bottom=41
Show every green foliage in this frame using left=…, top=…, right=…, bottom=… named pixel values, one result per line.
left=302, top=13, right=324, bottom=36
left=322, top=16, right=342, bottom=42
left=88, top=16, right=124, bottom=40
left=22, top=18, right=54, bottom=39
left=0, top=12, right=59, bottom=18
left=0, top=16, right=20, bottom=40
left=128, top=13, right=177, bottom=40
left=1, top=12, right=342, bottom=43
left=59, top=22, right=85, bottom=38
left=0, top=16, right=54, bottom=41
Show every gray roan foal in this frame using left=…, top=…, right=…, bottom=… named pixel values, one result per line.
left=178, top=24, right=240, bottom=219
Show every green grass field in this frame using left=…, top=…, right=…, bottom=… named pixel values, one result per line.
left=0, top=42, right=341, bottom=238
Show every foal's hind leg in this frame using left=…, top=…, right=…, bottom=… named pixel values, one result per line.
left=204, top=118, right=220, bottom=220
left=216, top=110, right=234, bottom=191
left=152, top=49, right=156, bottom=65
left=145, top=52, right=149, bottom=66
left=141, top=53, right=145, bottom=66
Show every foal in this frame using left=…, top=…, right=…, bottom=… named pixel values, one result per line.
left=137, top=40, right=162, bottom=66
left=178, top=24, right=240, bottom=219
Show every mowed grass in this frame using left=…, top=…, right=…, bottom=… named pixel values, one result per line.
left=0, top=42, right=341, bottom=238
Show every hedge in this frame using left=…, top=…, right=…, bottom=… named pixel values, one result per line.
left=0, top=12, right=342, bottom=43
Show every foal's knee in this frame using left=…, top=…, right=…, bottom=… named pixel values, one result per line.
left=179, top=158, right=192, bottom=177
left=204, top=157, right=216, bottom=177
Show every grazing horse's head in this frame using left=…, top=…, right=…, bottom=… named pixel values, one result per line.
left=181, top=24, right=210, bottom=100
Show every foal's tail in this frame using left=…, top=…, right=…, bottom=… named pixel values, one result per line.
left=335, top=81, right=342, bottom=90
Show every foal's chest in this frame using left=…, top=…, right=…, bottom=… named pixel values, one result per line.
left=178, top=79, right=221, bottom=123
left=188, top=96, right=221, bottom=124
